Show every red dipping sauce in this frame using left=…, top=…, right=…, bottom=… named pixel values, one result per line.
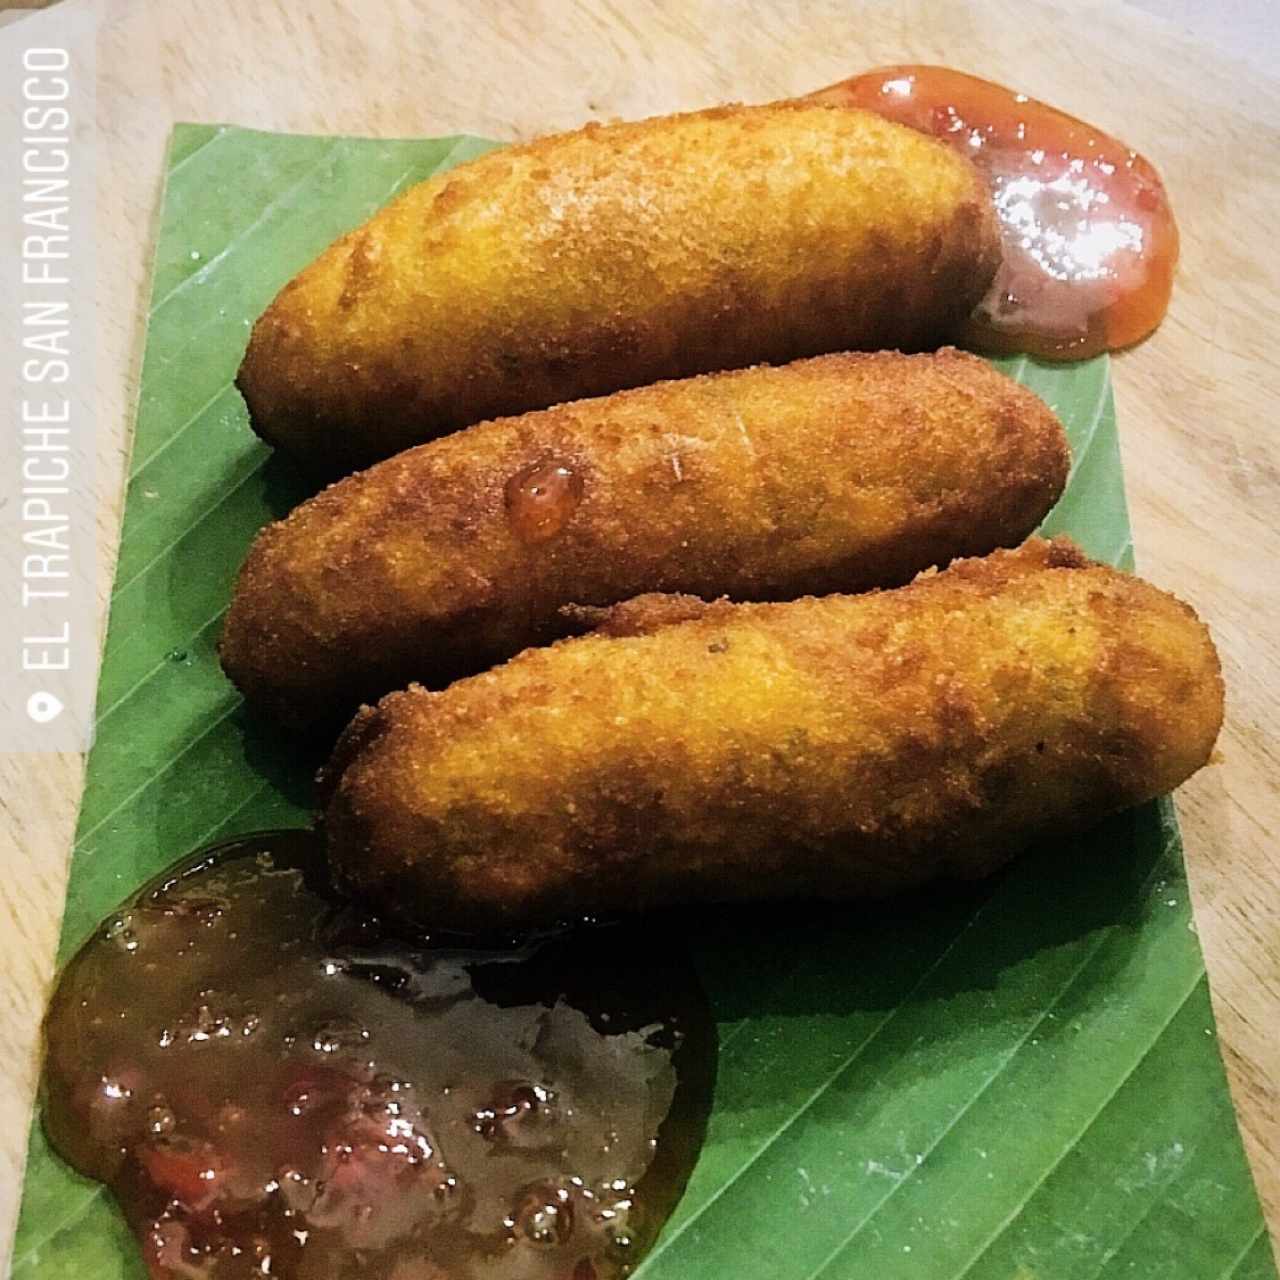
left=810, top=65, right=1179, bottom=360
left=41, top=832, right=714, bottom=1280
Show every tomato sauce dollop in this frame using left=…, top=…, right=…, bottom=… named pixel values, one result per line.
left=811, top=65, right=1179, bottom=360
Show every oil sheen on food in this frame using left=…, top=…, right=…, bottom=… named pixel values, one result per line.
left=41, top=832, right=715, bottom=1279
left=811, top=65, right=1179, bottom=359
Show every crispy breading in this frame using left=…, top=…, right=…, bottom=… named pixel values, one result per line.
left=220, top=350, right=1068, bottom=728
left=237, top=102, right=1000, bottom=475
left=322, top=538, right=1224, bottom=932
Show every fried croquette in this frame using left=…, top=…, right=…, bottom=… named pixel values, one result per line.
left=322, top=538, right=1224, bottom=932
left=220, top=350, right=1068, bottom=728
left=237, top=102, right=1001, bottom=475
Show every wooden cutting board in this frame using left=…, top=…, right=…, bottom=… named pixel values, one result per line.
left=1, top=0, right=1276, bottom=1268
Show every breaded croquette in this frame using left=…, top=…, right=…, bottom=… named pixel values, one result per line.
left=322, top=538, right=1223, bottom=932
left=237, top=102, right=1000, bottom=475
left=220, top=350, right=1068, bottom=728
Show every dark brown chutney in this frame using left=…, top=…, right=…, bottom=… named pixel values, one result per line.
left=42, top=830, right=715, bottom=1280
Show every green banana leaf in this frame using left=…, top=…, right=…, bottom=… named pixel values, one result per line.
left=11, top=124, right=1274, bottom=1280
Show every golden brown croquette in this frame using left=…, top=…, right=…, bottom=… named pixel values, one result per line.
left=220, top=350, right=1068, bottom=728
left=237, top=102, right=1000, bottom=474
left=322, top=538, right=1223, bottom=932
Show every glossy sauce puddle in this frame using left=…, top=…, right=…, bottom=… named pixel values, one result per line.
left=812, top=65, right=1179, bottom=359
left=42, top=831, right=715, bottom=1279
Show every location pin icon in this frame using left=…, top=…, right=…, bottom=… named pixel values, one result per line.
left=27, top=691, right=64, bottom=724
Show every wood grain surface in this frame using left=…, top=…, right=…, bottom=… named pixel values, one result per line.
left=1, top=0, right=1276, bottom=1270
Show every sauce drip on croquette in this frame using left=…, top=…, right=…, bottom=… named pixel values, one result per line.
left=811, top=65, right=1178, bottom=359
left=505, top=460, right=585, bottom=543
left=41, top=831, right=714, bottom=1280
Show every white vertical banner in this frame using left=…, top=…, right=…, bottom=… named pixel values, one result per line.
left=0, top=6, right=98, bottom=752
